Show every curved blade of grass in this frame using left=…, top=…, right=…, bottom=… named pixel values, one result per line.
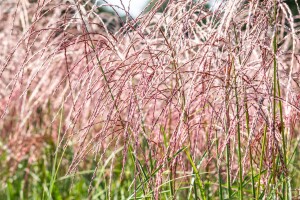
left=185, top=148, right=206, bottom=200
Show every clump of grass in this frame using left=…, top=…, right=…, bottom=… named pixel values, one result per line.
left=0, top=0, right=300, bottom=199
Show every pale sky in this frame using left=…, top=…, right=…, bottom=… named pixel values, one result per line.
left=100, top=0, right=149, bottom=18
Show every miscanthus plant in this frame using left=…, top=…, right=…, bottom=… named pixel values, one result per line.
left=0, top=0, right=300, bottom=199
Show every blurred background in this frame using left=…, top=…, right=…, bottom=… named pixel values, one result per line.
left=101, top=0, right=299, bottom=18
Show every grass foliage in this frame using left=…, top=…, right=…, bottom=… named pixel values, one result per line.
left=1, top=0, right=300, bottom=199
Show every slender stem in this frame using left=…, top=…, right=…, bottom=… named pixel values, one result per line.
left=232, top=24, right=244, bottom=200
left=272, top=1, right=278, bottom=177
left=271, top=1, right=288, bottom=198
left=257, top=125, right=267, bottom=199
left=232, top=60, right=243, bottom=200
left=216, top=130, right=223, bottom=200
left=49, top=102, right=64, bottom=197
left=225, top=62, right=232, bottom=198
left=244, top=94, right=256, bottom=199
